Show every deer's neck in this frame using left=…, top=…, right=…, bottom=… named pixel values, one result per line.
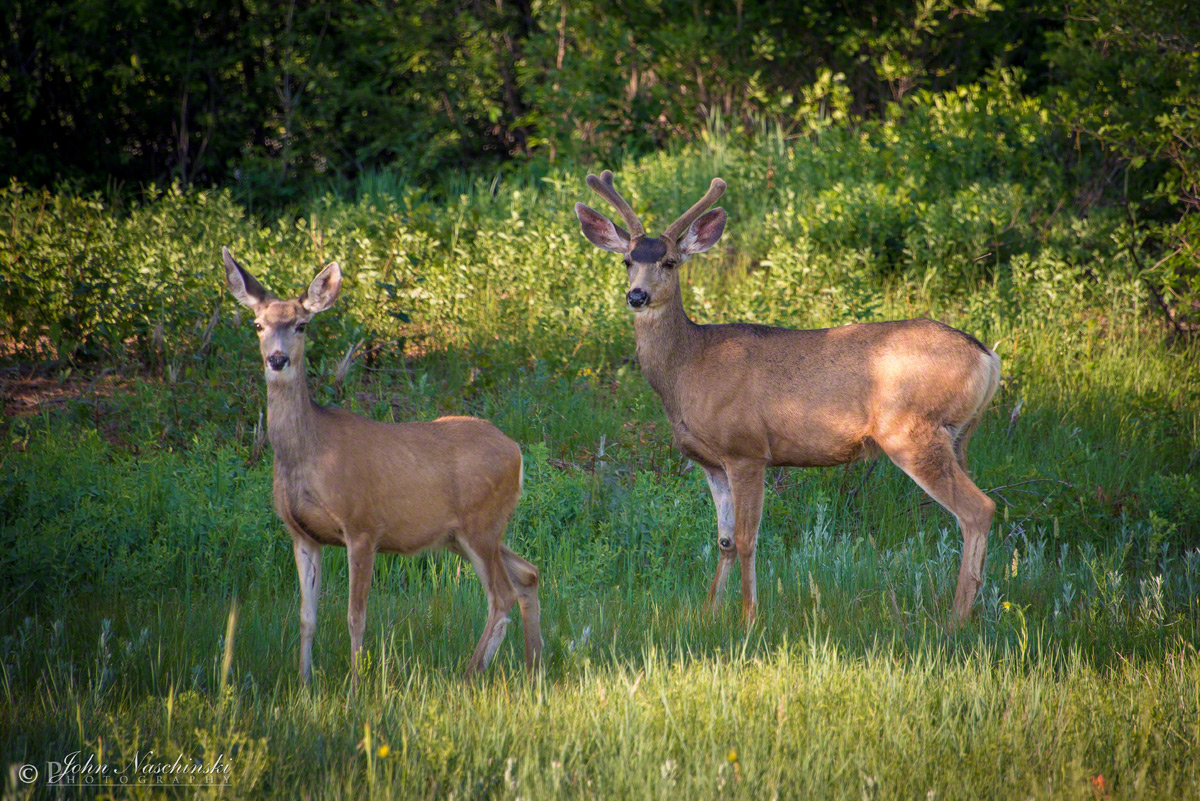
left=633, top=293, right=700, bottom=411
left=266, top=367, right=319, bottom=469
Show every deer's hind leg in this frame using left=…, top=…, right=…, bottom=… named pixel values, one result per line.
left=500, top=545, right=543, bottom=669
left=454, top=534, right=518, bottom=675
left=880, top=425, right=996, bottom=622
left=951, top=417, right=980, bottom=471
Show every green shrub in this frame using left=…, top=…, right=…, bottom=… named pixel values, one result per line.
left=1139, top=473, right=1200, bottom=542
left=0, top=77, right=1145, bottom=370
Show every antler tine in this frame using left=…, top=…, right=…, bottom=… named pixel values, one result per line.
left=662, top=178, right=727, bottom=242
left=586, top=170, right=644, bottom=239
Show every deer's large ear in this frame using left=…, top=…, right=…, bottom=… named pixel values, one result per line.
left=575, top=203, right=631, bottom=253
left=302, top=262, right=342, bottom=313
left=678, top=208, right=726, bottom=256
left=223, top=247, right=270, bottom=308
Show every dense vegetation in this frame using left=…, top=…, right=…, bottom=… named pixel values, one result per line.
left=2, top=0, right=1047, bottom=190
left=2, top=1, right=1199, bottom=798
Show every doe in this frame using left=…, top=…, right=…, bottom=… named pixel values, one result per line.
left=222, top=247, right=542, bottom=681
left=575, top=172, right=1000, bottom=623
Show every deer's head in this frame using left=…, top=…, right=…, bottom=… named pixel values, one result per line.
left=575, top=171, right=726, bottom=314
left=222, top=247, right=342, bottom=383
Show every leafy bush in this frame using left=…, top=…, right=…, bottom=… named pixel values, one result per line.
left=0, top=77, right=1156, bottom=369
left=1139, top=473, right=1200, bottom=542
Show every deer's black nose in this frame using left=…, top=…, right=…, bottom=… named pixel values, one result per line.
left=626, top=288, right=649, bottom=308
left=267, top=352, right=290, bottom=371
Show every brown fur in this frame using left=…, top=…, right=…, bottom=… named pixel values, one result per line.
left=576, top=174, right=1000, bottom=624
left=223, top=247, right=542, bottom=682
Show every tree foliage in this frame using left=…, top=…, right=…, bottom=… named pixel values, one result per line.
left=1044, top=0, right=1200, bottom=330
left=2, top=0, right=1047, bottom=193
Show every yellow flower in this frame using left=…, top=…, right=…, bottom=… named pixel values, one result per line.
left=1002, top=601, right=1012, bottom=611
left=727, top=748, right=738, bottom=763
left=377, top=745, right=390, bottom=758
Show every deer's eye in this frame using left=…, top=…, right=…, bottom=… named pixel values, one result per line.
left=662, top=259, right=677, bottom=269
left=623, top=258, right=632, bottom=268
left=253, top=322, right=264, bottom=332
left=295, top=323, right=306, bottom=334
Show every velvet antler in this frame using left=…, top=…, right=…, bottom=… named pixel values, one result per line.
left=662, top=178, right=727, bottom=242
left=585, top=170, right=644, bottom=240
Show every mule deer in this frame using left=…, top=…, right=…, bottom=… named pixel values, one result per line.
left=222, top=247, right=542, bottom=681
left=575, top=172, right=1000, bottom=623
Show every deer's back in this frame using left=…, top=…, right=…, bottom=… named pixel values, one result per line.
left=664, top=318, right=997, bottom=467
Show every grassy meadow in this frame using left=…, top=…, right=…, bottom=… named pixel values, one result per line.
left=3, top=86, right=1200, bottom=799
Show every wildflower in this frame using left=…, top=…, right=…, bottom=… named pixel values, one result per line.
left=377, top=745, right=390, bottom=758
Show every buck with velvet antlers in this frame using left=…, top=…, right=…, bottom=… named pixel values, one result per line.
left=222, top=247, right=542, bottom=682
left=575, top=172, right=1000, bottom=624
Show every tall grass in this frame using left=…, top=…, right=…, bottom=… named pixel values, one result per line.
left=2, top=543, right=1198, bottom=799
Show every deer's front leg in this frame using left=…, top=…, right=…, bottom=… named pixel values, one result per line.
left=703, top=466, right=737, bottom=613
left=346, top=539, right=376, bottom=685
left=727, top=462, right=766, bottom=625
left=290, top=532, right=322, bottom=685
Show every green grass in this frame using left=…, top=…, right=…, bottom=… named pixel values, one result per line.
left=3, top=306, right=1199, bottom=797
left=2, top=578, right=1198, bottom=799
